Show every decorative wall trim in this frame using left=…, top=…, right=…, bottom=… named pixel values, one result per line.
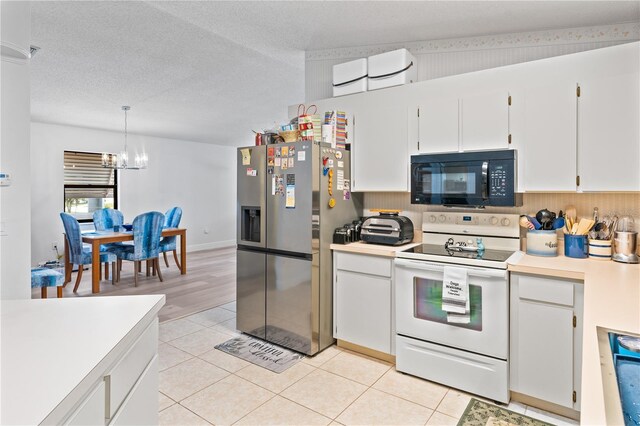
left=306, top=22, right=640, bottom=61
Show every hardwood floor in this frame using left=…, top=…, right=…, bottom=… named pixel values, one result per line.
left=31, top=247, right=237, bottom=323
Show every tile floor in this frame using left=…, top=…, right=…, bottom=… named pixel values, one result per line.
left=158, top=303, right=579, bottom=426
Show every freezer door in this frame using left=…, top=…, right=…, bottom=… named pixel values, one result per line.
left=237, top=146, right=266, bottom=248
left=266, top=252, right=318, bottom=355
left=266, top=141, right=315, bottom=254
left=236, top=248, right=266, bottom=339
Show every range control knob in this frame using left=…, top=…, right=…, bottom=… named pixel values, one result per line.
left=429, top=215, right=437, bottom=223
left=439, top=215, right=446, bottom=223
left=501, top=217, right=511, bottom=226
left=489, top=216, right=499, bottom=225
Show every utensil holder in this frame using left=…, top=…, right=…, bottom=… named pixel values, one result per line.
left=526, top=230, right=558, bottom=257
left=588, top=239, right=612, bottom=260
left=564, top=234, right=588, bottom=258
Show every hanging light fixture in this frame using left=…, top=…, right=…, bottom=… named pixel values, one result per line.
left=102, top=106, right=148, bottom=170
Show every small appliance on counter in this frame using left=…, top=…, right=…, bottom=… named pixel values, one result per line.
left=361, top=212, right=414, bottom=246
left=613, top=215, right=639, bottom=264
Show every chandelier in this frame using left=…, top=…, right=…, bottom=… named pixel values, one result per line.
left=102, top=106, right=148, bottom=169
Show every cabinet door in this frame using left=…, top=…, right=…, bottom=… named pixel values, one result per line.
left=66, top=381, right=105, bottom=426
left=461, top=91, right=509, bottom=151
left=352, top=99, right=408, bottom=192
left=578, top=72, right=640, bottom=191
left=522, top=83, right=577, bottom=191
left=110, top=356, right=159, bottom=425
left=417, top=97, right=459, bottom=153
left=335, top=270, right=391, bottom=354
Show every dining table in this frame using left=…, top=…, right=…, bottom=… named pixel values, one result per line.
left=64, top=228, right=187, bottom=294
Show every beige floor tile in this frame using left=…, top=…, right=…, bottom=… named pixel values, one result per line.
left=159, top=318, right=204, bottom=342
left=302, top=345, right=341, bottom=367
left=158, top=342, right=193, bottom=371
left=168, top=327, right=235, bottom=356
left=235, top=362, right=315, bottom=393
left=280, top=369, right=367, bottom=419
left=337, top=388, right=433, bottom=425
left=186, top=307, right=235, bottom=327
left=158, top=392, right=175, bottom=411
left=372, top=368, right=448, bottom=409
left=159, top=357, right=229, bottom=401
left=319, top=350, right=391, bottom=386
left=159, top=404, right=211, bottom=425
left=235, top=395, right=331, bottom=425
left=435, top=389, right=473, bottom=419
left=525, top=406, right=579, bottom=425
left=181, top=375, right=275, bottom=425
left=425, top=411, right=458, bottom=425
left=220, top=301, right=236, bottom=312
left=329, top=422, right=345, bottom=426
left=198, top=348, right=251, bottom=373
left=211, top=317, right=239, bottom=336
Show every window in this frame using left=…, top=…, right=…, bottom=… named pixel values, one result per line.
left=64, top=151, right=118, bottom=222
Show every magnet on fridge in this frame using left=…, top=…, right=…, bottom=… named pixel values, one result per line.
left=267, top=166, right=274, bottom=174
left=343, top=190, right=350, bottom=200
left=281, top=146, right=289, bottom=157
left=288, top=157, right=294, bottom=168
left=328, top=169, right=334, bottom=178
left=322, top=156, right=328, bottom=166
left=268, top=156, right=275, bottom=166
left=267, top=147, right=274, bottom=157
left=323, top=167, right=329, bottom=176
left=335, top=151, right=343, bottom=159
left=328, top=198, right=336, bottom=208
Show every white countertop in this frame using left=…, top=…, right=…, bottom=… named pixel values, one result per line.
left=0, top=295, right=165, bottom=425
left=508, top=253, right=640, bottom=425
left=330, top=241, right=420, bottom=257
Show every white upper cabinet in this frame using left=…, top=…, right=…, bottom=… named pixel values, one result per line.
left=578, top=72, right=640, bottom=191
left=522, top=82, right=577, bottom=192
left=417, top=96, right=459, bottom=153
left=460, top=91, right=510, bottom=152
left=352, top=93, right=409, bottom=192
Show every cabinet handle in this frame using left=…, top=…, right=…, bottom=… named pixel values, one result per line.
left=104, top=375, right=112, bottom=420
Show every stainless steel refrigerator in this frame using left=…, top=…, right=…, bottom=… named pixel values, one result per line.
left=236, top=141, right=362, bottom=355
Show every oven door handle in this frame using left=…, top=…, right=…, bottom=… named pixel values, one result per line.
left=481, top=161, right=489, bottom=200
left=394, top=258, right=507, bottom=279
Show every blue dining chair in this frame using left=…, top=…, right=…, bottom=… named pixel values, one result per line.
left=107, top=211, right=165, bottom=286
left=93, top=208, right=124, bottom=231
left=60, top=212, right=117, bottom=292
left=159, top=207, right=182, bottom=269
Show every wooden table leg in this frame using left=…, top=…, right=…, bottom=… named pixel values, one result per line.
left=92, top=240, right=101, bottom=293
left=180, top=230, right=187, bottom=275
left=57, top=286, right=63, bottom=298
left=64, top=238, right=71, bottom=284
left=41, top=287, right=47, bottom=299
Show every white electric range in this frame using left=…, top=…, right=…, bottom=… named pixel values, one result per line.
left=394, top=212, right=520, bottom=404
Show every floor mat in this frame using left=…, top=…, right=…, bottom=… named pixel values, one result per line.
left=215, top=334, right=305, bottom=373
left=458, top=399, right=554, bottom=426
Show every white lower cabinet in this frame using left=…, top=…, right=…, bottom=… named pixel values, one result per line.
left=510, top=273, right=584, bottom=411
left=110, top=356, right=159, bottom=426
left=333, top=252, right=393, bottom=354
left=66, top=381, right=106, bottom=426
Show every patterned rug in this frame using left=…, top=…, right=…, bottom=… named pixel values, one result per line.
left=215, top=334, right=305, bottom=373
left=458, top=399, right=554, bottom=426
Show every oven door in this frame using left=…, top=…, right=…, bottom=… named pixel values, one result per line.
left=394, top=258, right=508, bottom=359
left=411, top=160, right=488, bottom=206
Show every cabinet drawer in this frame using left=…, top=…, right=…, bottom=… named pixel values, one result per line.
left=110, top=356, right=159, bottom=426
left=336, top=252, right=391, bottom=277
left=516, top=274, right=574, bottom=306
left=107, top=319, right=158, bottom=418
left=66, top=380, right=105, bottom=426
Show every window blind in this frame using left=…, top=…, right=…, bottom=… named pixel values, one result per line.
left=64, top=151, right=115, bottom=198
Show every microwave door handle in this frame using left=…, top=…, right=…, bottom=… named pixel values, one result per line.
left=481, top=161, right=489, bottom=200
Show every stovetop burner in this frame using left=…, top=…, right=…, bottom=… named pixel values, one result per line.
left=403, top=244, right=515, bottom=263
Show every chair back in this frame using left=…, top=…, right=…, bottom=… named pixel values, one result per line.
left=164, top=207, right=182, bottom=228
left=132, top=211, right=165, bottom=260
left=60, top=212, right=84, bottom=264
left=93, top=208, right=124, bottom=231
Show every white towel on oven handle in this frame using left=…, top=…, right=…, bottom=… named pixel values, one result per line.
left=441, top=266, right=469, bottom=314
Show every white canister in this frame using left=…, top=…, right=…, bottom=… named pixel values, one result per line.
left=526, top=230, right=558, bottom=257
left=589, top=239, right=612, bottom=260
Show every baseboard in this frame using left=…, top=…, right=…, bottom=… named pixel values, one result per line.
left=510, top=391, right=580, bottom=421
left=337, top=339, right=396, bottom=363
left=186, top=240, right=235, bottom=253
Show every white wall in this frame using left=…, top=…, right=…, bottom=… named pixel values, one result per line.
left=30, top=122, right=236, bottom=265
left=1, top=1, right=31, bottom=300
left=304, top=23, right=639, bottom=101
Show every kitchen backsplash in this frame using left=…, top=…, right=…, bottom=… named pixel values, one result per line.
left=363, top=192, right=640, bottom=248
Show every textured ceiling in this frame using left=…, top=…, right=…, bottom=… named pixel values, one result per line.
left=30, top=1, right=640, bottom=146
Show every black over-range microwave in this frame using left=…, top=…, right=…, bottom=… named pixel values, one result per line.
left=411, top=149, right=522, bottom=207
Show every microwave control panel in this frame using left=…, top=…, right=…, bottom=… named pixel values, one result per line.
left=489, top=165, right=508, bottom=197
